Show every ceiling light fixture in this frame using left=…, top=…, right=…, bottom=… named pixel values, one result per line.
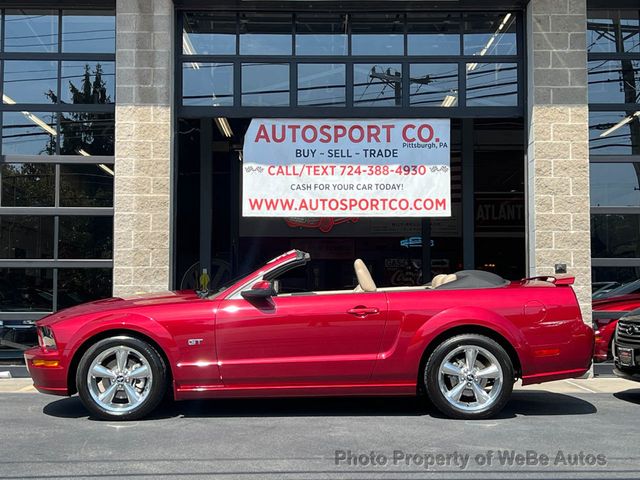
left=214, top=117, right=234, bottom=138
left=182, top=31, right=201, bottom=70
left=467, top=13, right=513, bottom=72
left=98, top=163, right=115, bottom=176
left=599, top=111, right=640, bottom=138
left=3, top=94, right=57, bottom=136
left=441, top=94, right=457, bottom=107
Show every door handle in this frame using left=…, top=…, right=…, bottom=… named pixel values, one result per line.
left=347, top=307, right=379, bottom=316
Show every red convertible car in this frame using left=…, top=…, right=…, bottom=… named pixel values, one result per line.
left=25, top=250, right=593, bottom=421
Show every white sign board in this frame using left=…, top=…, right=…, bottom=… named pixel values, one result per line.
left=242, top=119, right=450, bottom=217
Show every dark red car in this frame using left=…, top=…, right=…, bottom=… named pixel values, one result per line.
left=25, top=250, right=593, bottom=421
left=592, top=280, right=640, bottom=362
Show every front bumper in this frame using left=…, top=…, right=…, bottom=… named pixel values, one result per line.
left=24, top=347, right=69, bottom=396
left=613, top=366, right=640, bottom=382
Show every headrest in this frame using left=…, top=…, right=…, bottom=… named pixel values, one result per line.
left=354, top=259, right=377, bottom=292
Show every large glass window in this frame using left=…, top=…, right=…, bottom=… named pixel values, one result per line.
left=410, top=64, right=459, bottom=107
left=62, top=10, right=116, bottom=53
left=464, top=13, right=517, bottom=56
left=183, top=62, right=234, bottom=106
left=587, top=9, right=640, bottom=54
left=354, top=64, right=402, bottom=107
left=351, top=13, right=404, bottom=56
left=588, top=60, right=639, bottom=104
left=3, top=60, right=58, bottom=104
left=0, top=9, right=115, bottom=356
left=239, top=13, right=292, bottom=55
left=183, top=12, right=236, bottom=55
left=590, top=163, right=640, bottom=206
left=408, top=13, right=460, bottom=56
left=241, top=63, right=290, bottom=106
left=466, top=63, right=518, bottom=106
left=0, top=163, right=55, bottom=207
left=179, top=10, right=522, bottom=111
left=297, top=64, right=346, bottom=107
left=0, top=216, right=54, bottom=259
left=589, top=5, right=640, bottom=298
left=295, top=14, right=347, bottom=56
left=4, top=9, right=58, bottom=53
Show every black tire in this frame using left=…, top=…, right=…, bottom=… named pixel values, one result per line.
left=424, top=334, right=514, bottom=419
left=76, top=336, right=167, bottom=421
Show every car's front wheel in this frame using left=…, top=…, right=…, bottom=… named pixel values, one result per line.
left=424, top=334, right=514, bottom=419
left=76, top=336, right=167, bottom=420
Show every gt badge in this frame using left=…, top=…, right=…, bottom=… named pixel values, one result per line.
left=187, top=338, right=203, bottom=346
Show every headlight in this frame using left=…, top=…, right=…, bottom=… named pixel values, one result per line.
left=37, top=326, right=57, bottom=350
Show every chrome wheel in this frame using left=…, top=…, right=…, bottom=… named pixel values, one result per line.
left=86, top=345, right=153, bottom=415
left=436, top=345, right=503, bottom=413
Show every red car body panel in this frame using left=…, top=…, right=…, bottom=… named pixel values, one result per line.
left=592, top=294, right=640, bottom=361
left=25, top=250, right=594, bottom=400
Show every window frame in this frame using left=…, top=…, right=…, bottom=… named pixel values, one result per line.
left=177, top=10, right=525, bottom=118
left=588, top=2, right=640, bottom=281
left=0, top=7, right=115, bottom=321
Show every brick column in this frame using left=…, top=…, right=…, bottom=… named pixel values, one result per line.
left=527, top=0, right=591, bottom=323
left=113, top=0, right=173, bottom=296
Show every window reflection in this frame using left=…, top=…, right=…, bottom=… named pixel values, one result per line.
left=591, top=163, right=640, bottom=207
left=183, top=63, right=234, bottom=106
left=593, top=266, right=640, bottom=284
left=588, top=60, right=639, bottom=104
left=58, top=216, right=113, bottom=259
left=60, top=164, right=114, bottom=207
left=240, top=13, right=292, bottom=55
left=61, top=62, right=115, bottom=104
left=62, top=10, right=115, bottom=53
left=351, top=14, right=404, bottom=56
left=592, top=214, right=640, bottom=258
left=295, top=14, right=347, bottom=55
left=589, top=111, right=640, bottom=155
left=0, top=268, right=53, bottom=312
left=408, top=13, right=460, bottom=56
left=0, top=216, right=54, bottom=259
left=183, top=12, right=236, bottom=55
left=4, top=9, right=58, bottom=53
left=0, top=163, right=55, bottom=207
left=3, top=61, right=58, bottom=104
left=242, top=63, right=290, bottom=106
left=57, top=269, right=112, bottom=309
left=410, top=64, right=458, bottom=107
left=354, top=64, right=402, bottom=107
left=2, top=112, right=57, bottom=155
left=464, top=13, right=517, bottom=56
left=59, top=112, right=115, bottom=156
left=298, top=64, right=346, bottom=107
left=587, top=9, right=640, bottom=54
left=466, top=63, right=518, bottom=106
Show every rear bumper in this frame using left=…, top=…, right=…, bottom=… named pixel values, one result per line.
left=24, top=347, right=69, bottom=396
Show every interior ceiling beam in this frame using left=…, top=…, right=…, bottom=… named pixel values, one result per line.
left=174, top=1, right=528, bottom=11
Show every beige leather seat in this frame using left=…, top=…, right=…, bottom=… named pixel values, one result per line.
left=430, top=273, right=457, bottom=288
left=354, top=259, right=377, bottom=292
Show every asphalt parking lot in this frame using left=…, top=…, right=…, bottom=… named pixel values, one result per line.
left=1, top=378, right=640, bottom=480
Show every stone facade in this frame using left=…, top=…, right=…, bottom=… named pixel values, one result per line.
left=113, top=0, right=173, bottom=296
left=527, top=0, right=592, bottom=323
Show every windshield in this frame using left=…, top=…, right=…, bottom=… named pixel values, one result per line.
left=595, top=279, right=640, bottom=299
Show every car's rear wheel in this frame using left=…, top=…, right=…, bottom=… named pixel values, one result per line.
left=76, top=336, right=167, bottom=420
left=424, top=334, right=514, bottom=419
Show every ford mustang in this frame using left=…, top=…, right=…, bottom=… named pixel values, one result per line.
left=25, top=250, right=593, bottom=420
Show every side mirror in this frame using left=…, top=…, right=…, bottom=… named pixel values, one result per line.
left=241, top=280, right=276, bottom=300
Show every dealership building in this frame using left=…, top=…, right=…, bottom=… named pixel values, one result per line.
left=0, top=0, right=639, bottom=357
